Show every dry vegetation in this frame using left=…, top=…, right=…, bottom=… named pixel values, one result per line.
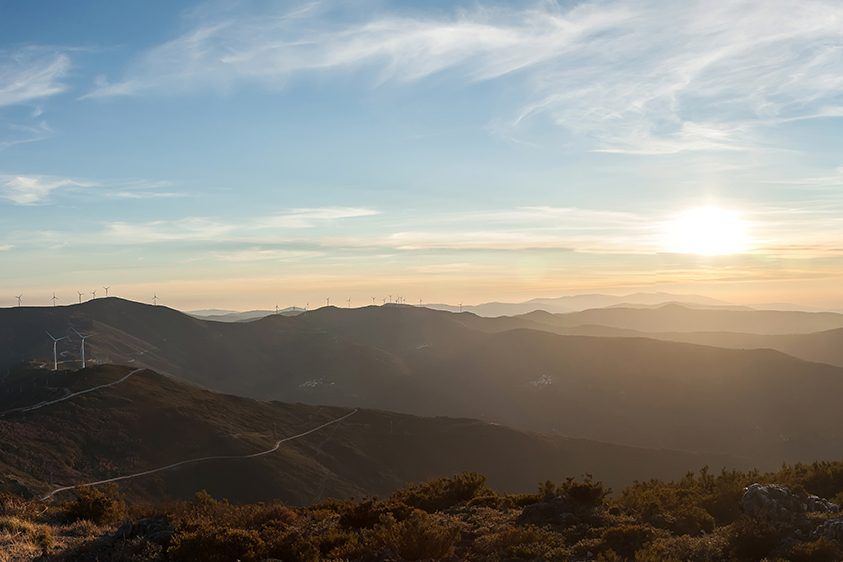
left=2, top=462, right=843, bottom=560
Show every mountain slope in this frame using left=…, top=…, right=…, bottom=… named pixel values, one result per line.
left=3, top=299, right=843, bottom=466
left=0, top=365, right=739, bottom=504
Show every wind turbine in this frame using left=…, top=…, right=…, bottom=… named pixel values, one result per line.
left=459, top=303, right=463, bottom=313
left=305, top=302, right=309, bottom=311
left=326, top=297, right=330, bottom=307
left=77, top=291, right=84, bottom=304
left=275, top=304, right=280, bottom=315
left=46, top=331, right=66, bottom=371
left=91, top=290, right=97, bottom=300
left=153, top=294, right=159, bottom=306
left=418, top=298, right=422, bottom=307
left=73, top=329, right=91, bottom=369
left=51, top=293, right=58, bottom=307
left=371, top=297, right=376, bottom=305
left=103, top=286, right=110, bottom=297
left=15, top=295, right=22, bottom=307
left=346, top=297, right=351, bottom=308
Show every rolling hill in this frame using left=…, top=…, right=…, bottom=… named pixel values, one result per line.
left=3, top=299, right=843, bottom=467
left=0, top=364, right=739, bottom=504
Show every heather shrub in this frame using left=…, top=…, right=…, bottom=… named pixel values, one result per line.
left=62, top=485, right=126, bottom=525
left=375, top=509, right=460, bottom=560
left=726, top=517, right=791, bottom=561
left=168, top=525, right=264, bottom=562
left=599, top=523, right=661, bottom=558
left=393, top=472, right=489, bottom=512
left=785, top=537, right=843, bottom=562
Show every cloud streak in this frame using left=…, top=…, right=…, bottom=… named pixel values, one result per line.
left=83, top=1, right=843, bottom=154
left=0, top=47, right=71, bottom=107
left=0, top=175, right=91, bottom=205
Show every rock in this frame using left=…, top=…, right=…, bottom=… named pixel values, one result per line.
left=814, top=517, right=843, bottom=542
left=113, top=516, right=174, bottom=545
left=741, top=483, right=839, bottom=521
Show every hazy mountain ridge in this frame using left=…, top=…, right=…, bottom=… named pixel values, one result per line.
left=426, top=292, right=733, bottom=316
left=3, top=299, right=843, bottom=468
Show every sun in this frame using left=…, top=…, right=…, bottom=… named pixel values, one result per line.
left=662, top=206, right=752, bottom=256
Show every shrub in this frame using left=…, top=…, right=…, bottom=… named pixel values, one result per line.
left=600, top=523, right=661, bottom=558
left=62, top=485, right=126, bottom=525
left=634, top=534, right=729, bottom=561
left=169, top=526, right=265, bottom=562
left=726, top=517, right=790, bottom=561
left=560, top=475, right=610, bottom=512
left=785, top=538, right=843, bottom=562
left=377, top=509, right=460, bottom=560
left=393, top=472, right=489, bottom=512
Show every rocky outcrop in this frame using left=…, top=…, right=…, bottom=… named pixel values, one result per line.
left=815, top=517, right=843, bottom=542
left=741, top=483, right=839, bottom=521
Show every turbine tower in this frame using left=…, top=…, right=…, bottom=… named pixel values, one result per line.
left=459, top=303, right=463, bottom=313
left=326, top=297, right=330, bottom=307
left=91, top=290, right=97, bottom=300
left=51, top=293, right=58, bottom=307
left=275, top=304, right=280, bottom=315
left=15, top=295, right=22, bottom=307
left=46, top=331, right=66, bottom=371
left=347, top=297, right=351, bottom=308
left=103, top=286, right=110, bottom=297
left=77, top=291, right=84, bottom=304
left=73, top=329, right=91, bottom=369
left=153, top=294, right=159, bottom=306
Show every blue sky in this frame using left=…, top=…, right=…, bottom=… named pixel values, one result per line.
left=2, top=0, right=843, bottom=310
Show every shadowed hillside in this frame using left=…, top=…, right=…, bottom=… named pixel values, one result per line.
left=0, top=365, right=739, bottom=505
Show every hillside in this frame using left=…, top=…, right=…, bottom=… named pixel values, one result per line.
left=0, top=365, right=738, bottom=505
left=518, top=303, right=843, bottom=335
left=3, top=299, right=843, bottom=466
left=634, top=328, right=843, bottom=369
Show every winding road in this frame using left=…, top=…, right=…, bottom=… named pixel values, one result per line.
left=40, top=408, right=359, bottom=501
left=0, top=368, right=146, bottom=418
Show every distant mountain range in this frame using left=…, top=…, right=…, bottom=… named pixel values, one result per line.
left=4, top=298, right=843, bottom=470
left=189, top=307, right=304, bottom=322
left=0, top=365, right=740, bottom=503
left=426, top=292, right=734, bottom=316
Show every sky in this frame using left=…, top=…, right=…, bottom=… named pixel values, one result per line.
left=2, top=0, right=843, bottom=311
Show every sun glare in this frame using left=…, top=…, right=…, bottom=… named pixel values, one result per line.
left=662, top=206, right=752, bottom=256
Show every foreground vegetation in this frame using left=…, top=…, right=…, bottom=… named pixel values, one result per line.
left=3, top=461, right=843, bottom=561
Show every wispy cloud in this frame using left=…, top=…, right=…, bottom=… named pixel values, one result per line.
left=210, top=247, right=323, bottom=262
left=0, top=174, right=184, bottom=204
left=83, top=1, right=843, bottom=154
left=256, top=207, right=380, bottom=229
left=101, top=206, right=381, bottom=244
left=0, top=175, right=91, bottom=205
left=0, top=47, right=71, bottom=107
left=105, top=218, right=236, bottom=243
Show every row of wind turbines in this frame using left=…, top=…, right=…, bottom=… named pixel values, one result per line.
left=10, top=288, right=164, bottom=308
left=13, top=287, right=112, bottom=308
left=45, top=329, right=91, bottom=371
